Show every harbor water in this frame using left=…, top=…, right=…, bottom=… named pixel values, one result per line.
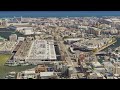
left=97, top=38, right=120, bottom=63
left=101, top=38, right=120, bottom=51
left=0, top=28, right=24, bottom=39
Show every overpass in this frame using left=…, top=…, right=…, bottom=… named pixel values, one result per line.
left=93, top=39, right=117, bottom=55
left=95, top=51, right=107, bottom=56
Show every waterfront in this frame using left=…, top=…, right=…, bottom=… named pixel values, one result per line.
left=96, top=38, right=120, bottom=64
left=102, top=38, right=120, bottom=52
left=0, top=28, right=24, bottom=39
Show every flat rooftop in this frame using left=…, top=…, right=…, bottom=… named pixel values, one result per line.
left=13, top=41, right=23, bottom=52
left=40, top=72, right=54, bottom=77
left=27, top=40, right=56, bottom=60
left=0, top=41, right=17, bottom=52
left=92, top=61, right=102, bottom=68
left=14, top=41, right=32, bottom=60
left=103, top=62, right=115, bottom=67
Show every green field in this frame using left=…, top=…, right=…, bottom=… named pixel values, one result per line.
left=0, top=54, right=35, bottom=79
left=0, top=54, right=11, bottom=66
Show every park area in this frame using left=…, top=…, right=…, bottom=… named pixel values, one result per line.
left=0, top=54, right=35, bottom=79
left=0, top=54, right=11, bottom=66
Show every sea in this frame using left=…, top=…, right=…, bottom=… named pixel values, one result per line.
left=0, top=11, right=120, bottom=18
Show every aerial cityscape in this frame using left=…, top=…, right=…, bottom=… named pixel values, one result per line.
left=1, top=11, right=120, bottom=79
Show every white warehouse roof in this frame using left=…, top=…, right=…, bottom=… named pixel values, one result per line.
left=92, top=61, right=102, bottom=68
left=104, top=19, right=112, bottom=22
left=40, top=72, right=54, bottom=77
left=22, top=70, right=35, bottom=74
left=64, top=38, right=81, bottom=41
left=27, top=40, right=56, bottom=60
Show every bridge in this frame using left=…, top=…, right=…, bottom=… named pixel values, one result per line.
left=92, top=40, right=117, bottom=55
left=95, top=51, right=107, bottom=55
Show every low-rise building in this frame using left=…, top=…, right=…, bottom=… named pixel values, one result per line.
left=18, top=37, right=25, bottom=42
left=87, top=72, right=105, bottom=79
left=17, top=70, right=37, bottom=79
left=64, top=38, right=81, bottom=44
left=23, top=28, right=34, bottom=35
left=35, top=65, right=47, bottom=73
left=91, top=61, right=103, bottom=68
left=40, top=72, right=57, bottom=79
left=70, top=73, right=78, bottom=79
left=0, top=41, right=17, bottom=54
left=13, top=41, right=32, bottom=62
left=9, top=34, right=17, bottom=42
left=86, top=27, right=101, bottom=36
left=103, top=62, right=115, bottom=73
left=77, top=73, right=86, bottom=79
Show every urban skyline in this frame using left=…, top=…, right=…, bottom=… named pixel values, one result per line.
left=0, top=12, right=120, bottom=79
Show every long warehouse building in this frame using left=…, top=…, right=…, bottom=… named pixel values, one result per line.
left=26, top=40, right=57, bottom=64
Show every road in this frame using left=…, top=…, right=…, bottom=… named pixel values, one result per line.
left=53, top=30, right=78, bottom=73
left=59, top=41, right=78, bottom=73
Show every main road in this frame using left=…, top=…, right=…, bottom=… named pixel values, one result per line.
left=59, top=40, right=78, bottom=73
left=53, top=29, right=78, bottom=73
